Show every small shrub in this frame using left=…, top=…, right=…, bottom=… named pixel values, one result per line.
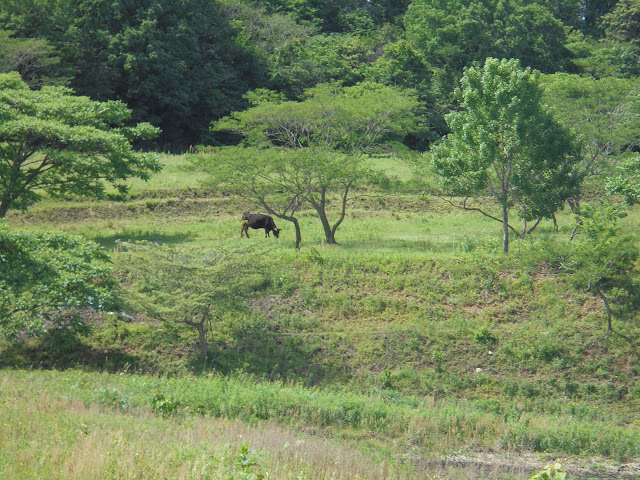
left=151, top=393, right=181, bottom=418
left=474, top=326, right=497, bottom=346
left=530, top=462, right=566, bottom=480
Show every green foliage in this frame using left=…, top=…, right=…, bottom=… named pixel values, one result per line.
left=235, top=444, right=264, bottom=479
left=0, top=28, right=62, bottom=87
left=561, top=201, right=638, bottom=330
left=603, top=0, right=640, bottom=49
left=258, top=0, right=375, bottom=34
left=0, top=72, right=161, bottom=217
left=404, top=0, right=572, bottom=98
left=216, top=82, right=419, bottom=154
left=151, top=392, right=181, bottom=418
left=432, top=58, right=580, bottom=252
left=0, top=222, right=115, bottom=339
left=542, top=73, right=640, bottom=182
left=117, top=241, right=278, bottom=360
left=0, top=0, right=267, bottom=147
left=530, top=462, right=566, bottom=480
left=270, top=34, right=373, bottom=97
left=607, top=155, right=640, bottom=204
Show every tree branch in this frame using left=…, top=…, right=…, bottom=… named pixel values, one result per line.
left=435, top=194, right=522, bottom=236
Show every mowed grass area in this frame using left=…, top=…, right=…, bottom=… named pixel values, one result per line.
left=3, top=153, right=640, bottom=477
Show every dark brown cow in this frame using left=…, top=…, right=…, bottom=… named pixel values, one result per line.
left=241, top=212, right=280, bottom=238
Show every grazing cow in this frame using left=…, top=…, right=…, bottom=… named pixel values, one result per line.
left=241, top=212, right=280, bottom=238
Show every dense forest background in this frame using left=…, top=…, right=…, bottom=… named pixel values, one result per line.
left=1, top=0, right=638, bottom=150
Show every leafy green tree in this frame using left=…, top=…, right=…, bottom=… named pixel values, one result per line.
left=542, top=73, right=640, bottom=207
left=0, top=222, right=115, bottom=339
left=562, top=202, right=638, bottom=331
left=212, top=82, right=419, bottom=244
left=190, top=146, right=316, bottom=249
left=404, top=0, right=572, bottom=100
left=0, top=72, right=160, bottom=218
left=270, top=33, right=373, bottom=98
left=602, top=0, right=640, bottom=48
left=0, top=29, right=62, bottom=87
left=118, top=242, right=271, bottom=361
left=0, top=0, right=266, bottom=148
left=432, top=58, right=580, bottom=253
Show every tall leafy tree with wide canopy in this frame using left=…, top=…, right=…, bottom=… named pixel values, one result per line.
left=432, top=58, right=581, bottom=253
left=404, top=0, right=573, bottom=101
left=0, top=0, right=268, bottom=148
left=0, top=72, right=160, bottom=218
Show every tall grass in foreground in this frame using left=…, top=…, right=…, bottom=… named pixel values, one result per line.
left=3, top=370, right=640, bottom=466
left=1, top=370, right=535, bottom=480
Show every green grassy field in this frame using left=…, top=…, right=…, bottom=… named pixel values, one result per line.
left=3, top=153, right=640, bottom=479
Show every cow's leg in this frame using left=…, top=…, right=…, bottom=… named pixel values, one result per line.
left=241, top=222, right=249, bottom=238
left=265, top=229, right=269, bottom=238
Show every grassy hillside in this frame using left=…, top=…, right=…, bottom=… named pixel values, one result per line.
left=3, top=153, right=640, bottom=478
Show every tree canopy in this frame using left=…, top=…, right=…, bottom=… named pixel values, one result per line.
left=0, top=72, right=161, bottom=217
left=432, top=58, right=581, bottom=253
left=116, top=241, right=273, bottom=361
left=0, top=223, right=115, bottom=339
left=0, top=0, right=633, bottom=148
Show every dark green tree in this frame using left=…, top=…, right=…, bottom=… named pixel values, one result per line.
left=582, top=0, right=618, bottom=36
left=603, top=0, right=640, bottom=50
left=0, top=0, right=266, bottom=148
left=404, top=0, right=573, bottom=100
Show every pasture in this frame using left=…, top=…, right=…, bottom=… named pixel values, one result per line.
left=2, top=153, right=640, bottom=479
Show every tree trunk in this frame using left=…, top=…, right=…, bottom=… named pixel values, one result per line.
left=257, top=201, right=303, bottom=249
left=330, top=181, right=352, bottom=240
left=567, top=197, right=580, bottom=214
left=196, top=322, right=208, bottom=361
left=292, top=217, right=302, bottom=250
left=320, top=213, right=337, bottom=244
left=590, top=282, right=612, bottom=331
left=502, top=205, right=509, bottom=253
left=309, top=187, right=337, bottom=244
left=184, top=319, right=208, bottom=361
left=526, top=217, right=542, bottom=236
left=0, top=201, right=9, bottom=218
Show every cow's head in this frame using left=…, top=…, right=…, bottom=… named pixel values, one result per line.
left=272, top=227, right=280, bottom=238
left=242, top=212, right=251, bottom=221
